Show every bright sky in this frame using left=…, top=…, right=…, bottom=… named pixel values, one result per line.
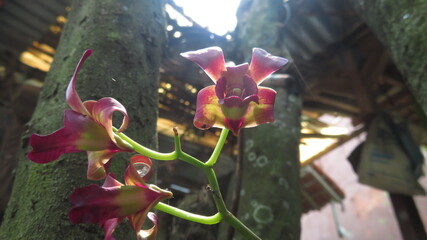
left=172, top=0, right=241, bottom=36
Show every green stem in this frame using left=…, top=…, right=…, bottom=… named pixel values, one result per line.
left=116, top=127, right=261, bottom=239
left=173, top=128, right=207, bottom=169
left=205, top=128, right=229, bottom=166
left=155, top=202, right=222, bottom=225
left=203, top=167, right=228, bottom=214
left=203, top=167, right=261, bottom=240
left=222, top=212, right=261, bottom=240
left=114, top=130, right=177, bottom=160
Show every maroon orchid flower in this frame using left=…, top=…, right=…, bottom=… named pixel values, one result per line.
left=181, top=47, right=288, bottom=135
left=70, top=155, right=172, bottom=240
left=28, top=50, right=133, bottom=180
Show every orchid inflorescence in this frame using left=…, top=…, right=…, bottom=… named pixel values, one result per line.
left=28, top=47, right=288, bottom=240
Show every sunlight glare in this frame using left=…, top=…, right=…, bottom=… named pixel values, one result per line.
left=173, top=0, right=241, bottom=36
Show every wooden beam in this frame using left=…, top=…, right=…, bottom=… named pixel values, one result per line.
left=304, top=95, right=360, bottom=114
left=361, top=46, right=390, bottom=86
left=303, top=103, right=358, bottom=117
left=343, top=51, right=377, bottom=114
left=389, top=193, right=427, bottom=240
left=301, top=128, right=365, bottom=167
left=301, top=133, right=347, bottom=139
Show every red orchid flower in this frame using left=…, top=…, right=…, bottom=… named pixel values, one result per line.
left=28, top=50, right=133, bottom=180
left=181, top=47, right=288, bottom=135
left=69, top=155, right=172, bottom=240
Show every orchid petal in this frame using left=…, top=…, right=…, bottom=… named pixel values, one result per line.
left=137, top=212, right=158, bottom=240
left=243, top=94, right=259, bottom=105
left=87, top=150, right=120, bottom=181
left=215, top=77, right=227, bottom=101
left=82, top=100, right=96, bottom=114
left=224, top=118, right=245, bottom=136
left=128, top=211, right=147, bottom=234
left=66, top=49, right=92, bottom=116
left=249, top=48, right=288, bottom=84
left=127, top=186, right=171, bottom=233
left=242, top=87, right=277, bottom=128
left=103, top=173, right=124, bottom=188
left=69, top=184, right=121, bottom=225
left=242, top=75, right=258, bottom=99
left=27, top=126, right=81, bottom=164
left=125, top=155, right=153, bottom=186
left=28, top=109, right=113, bottom=164
left=180, top=47, right=226, bottom=82
left=220, top=96, right=250, bottom=135
left=70, top=172, right=172, bottom=239
left=222, top=96, right=245, bottom=108
left=221, top=87, right=276, bottom=135
left=70, top=184, right=161, bottom=225
left=67, top=112, right=118, bottom=152
left=193, top=86, right=225, bottom=130
left=91, top=97, right=130, bottom=141
left=224, top=63, right=249, bottom=88
left=103, top=218, right=121, bottom=240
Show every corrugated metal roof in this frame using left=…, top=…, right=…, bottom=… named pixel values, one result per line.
left=0, top=0, right=70, bottom=61
left=283, top=0, right=361, bottom=60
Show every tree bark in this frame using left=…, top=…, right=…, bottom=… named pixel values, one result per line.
left=348, top=0, right=427, bottom=116
left=228, top=0, right=302, bottom=239
left=235, top=83, right=302, bottom=240
left=0, top=0, right=165, bottom=239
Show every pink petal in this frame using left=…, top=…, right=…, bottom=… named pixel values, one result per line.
left=69, top=184, right=121, bottom=225
left=224, top=118, right=245, bottom=136
left=28, top=127, right=81, bottom=164
left=243, top=95, right=259, bottom=106
left=221, top=87, right=276, bottom=135
left=137, top=212, right=158, bottom=240
left=242, top=76, right=258, bottom=99
left=180, top=47, right=226, bottom=82
left=70, top=184, right=162, bottom=225
left=90, top=97, right=129, bottom=141
left=100, top=174, right=125, bottom=240
left=28, top=110, right=123, bottom=175
left=128, top=211, right=147, bottom=233
left=222, top=95, right=245, bottom=108
left=121, top=185, right=171, bottom=230
left=242, top=87, right=277, bottom=128
left=125, top=155, right=153, bottom=186
left=70, top=180, right=172, bottom=238
left=215, top=77, right=227, bottom=101
left=193, top=86, right=226, bottom=130
left=248, top=48, right=288, bottom=84
left=127, top=187, right=171, bottom=233
left=27, top=109, right=101, bottom=164
left=87, top=150, right=120, bottom=181
left=66, top=49, right=92, bottom=116
left=103, top=173, right=123, bottom=188
left=224, top=63, right=249, bottom=88
left=83, top=100, right=96, bottom=113
left=103, top=218, right=121, bottom=240
left=67, top=111, right=117, bottom=152
left=220, top=97, right=250, bottom=135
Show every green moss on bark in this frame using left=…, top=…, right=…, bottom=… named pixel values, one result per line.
left=232, top=0, right=302, bottom=239
left=349, top=0, right=427, bottom=116
left=235, top=86, right=302, bottom=240
left=0, top=0, right=165, bottom=239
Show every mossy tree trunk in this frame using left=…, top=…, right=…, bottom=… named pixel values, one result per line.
left=348, top=0, right=427, bottom=116
left=228, top=0, right=302, bottom=239
left=0, top=0, right=165, bottom=239
left=235, top=84, right=302, bottom=240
